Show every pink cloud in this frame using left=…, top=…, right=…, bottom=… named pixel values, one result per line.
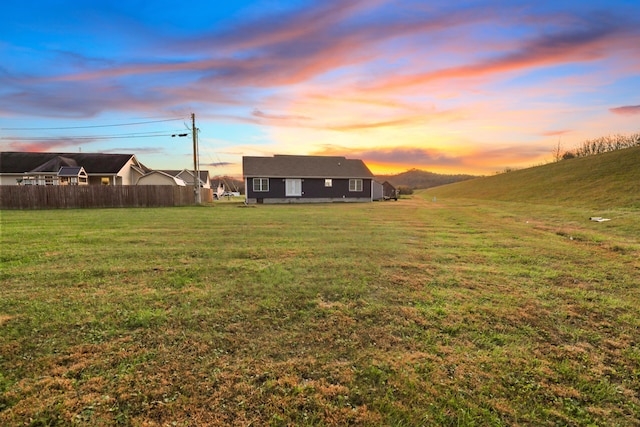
left=3, top=0, right=639, bottom=171
left=196, top=1, right=380, bottom=53
left=371, top=19, right=628, bottom=92
left=313, top=145, right=459, bottom=166
left=609, top=105, right=640, bottom=115
left=30, top=2, right=489, bottom=92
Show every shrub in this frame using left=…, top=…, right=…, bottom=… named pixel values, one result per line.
left=397, top=185, right=413, bottom=195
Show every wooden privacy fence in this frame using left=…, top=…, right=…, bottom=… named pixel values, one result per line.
left=0, top=186, right=213, bottom=209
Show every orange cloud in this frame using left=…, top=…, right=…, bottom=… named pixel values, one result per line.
left=541, top=130, right=572, bottom=136
left=326, top=117, right=421, bottom=131
left=301, top=143, right=551, bottom=175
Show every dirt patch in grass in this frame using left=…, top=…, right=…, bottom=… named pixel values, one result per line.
left=0, top=315, right=15, bottom=327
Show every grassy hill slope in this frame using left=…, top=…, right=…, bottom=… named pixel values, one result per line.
left=427, top=146, right=640, bottom=208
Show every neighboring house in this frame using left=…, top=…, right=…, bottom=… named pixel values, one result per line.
left=243, top=154, right=375, bottom=204
left=212, top=181, right=226, bottom=199
left=212, top=179, right=241, bottom=199
left=136, top=170, right=186, bottom=186
left=0, top=152, right=149, bottom=186
left=158, top=170, right=211, bottom=189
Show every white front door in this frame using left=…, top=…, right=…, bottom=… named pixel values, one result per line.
left=285, top=179, right=302, bottom=196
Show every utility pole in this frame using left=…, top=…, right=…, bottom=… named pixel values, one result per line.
left=191, top=113, right=201, bottom=205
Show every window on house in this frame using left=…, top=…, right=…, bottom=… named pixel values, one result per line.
left=349, top=179, right=363, bottom=192
left=253, top=178, right=269, bottom=192
left=101, top=177, right=110, bottom=185
left=45, top=175, right=54, bottom=185
left=324, top=179, right=332, bottom=187
left=286, top=179, right=302, bottom=196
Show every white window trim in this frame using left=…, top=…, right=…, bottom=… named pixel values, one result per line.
left=349, top=178, right=363, bottom=192
left=253, top=178, right=269, bottom=192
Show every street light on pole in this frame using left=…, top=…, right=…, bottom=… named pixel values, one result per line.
left=191, top=113, right=201, bottom=205
left=171, top=112, right=201, bottom=205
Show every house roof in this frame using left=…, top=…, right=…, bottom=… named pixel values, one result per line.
left=243, top=155, right=374, bottom=179
left=139, top=170, right=186, bottom=186
left=58, top=166, right=85, bottom=177
left=0, top=152, right=148, bottom=174
left=159, top=169, right=210, bottom=183
left=31, top=156, right=78, bottom=172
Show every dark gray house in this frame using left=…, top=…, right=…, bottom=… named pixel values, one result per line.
left=243, top=155, right=375, bottom=204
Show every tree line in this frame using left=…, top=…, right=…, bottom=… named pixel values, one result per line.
left=557, top=132, right=640, bottom=160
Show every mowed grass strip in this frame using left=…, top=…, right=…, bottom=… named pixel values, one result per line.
left=1, top=199, right=639, bottom=426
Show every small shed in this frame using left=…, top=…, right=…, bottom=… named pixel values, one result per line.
left=382, top=181, right=398, bottom=200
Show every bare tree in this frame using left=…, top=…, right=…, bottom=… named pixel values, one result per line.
left=571, top=132, right=640, bottom=158
left=552, top=137, right=563, bottom=162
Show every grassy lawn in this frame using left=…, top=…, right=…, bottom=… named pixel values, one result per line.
left=1, top=197, right=639, bottom=426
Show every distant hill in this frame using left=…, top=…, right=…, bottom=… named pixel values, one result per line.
left=426, top=146, right=640, bottom=208
left=377, top=169, right=477, bottom=189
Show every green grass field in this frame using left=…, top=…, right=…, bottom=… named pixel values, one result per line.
left=1, top=196, right=639, bottom=426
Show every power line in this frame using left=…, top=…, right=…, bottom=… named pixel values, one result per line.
left=1, top=117, right=185, bottom=131
left=2, top=128, right=188, bottom=140
left=6, top=133, right=179, bottom=141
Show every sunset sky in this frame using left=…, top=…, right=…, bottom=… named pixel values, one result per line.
left=1, top=0, right=639, bottom=177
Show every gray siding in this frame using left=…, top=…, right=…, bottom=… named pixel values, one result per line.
left=246, top=177, right=372, bottom=203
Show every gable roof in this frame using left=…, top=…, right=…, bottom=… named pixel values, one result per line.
left=243, top=155, right=374, bottom=179
left=139, top=170, right=186, bottom=186
left=0, top=152, right=147, bottom=174
left=58, top=166, right=86, bottom=177
left=30, top=156, right=78, bottom=172
left=159, top=169, right=210, bottom=183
